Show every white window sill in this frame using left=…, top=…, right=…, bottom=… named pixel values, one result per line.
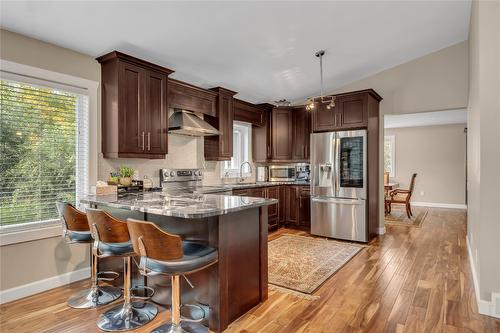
left=0, top=219, right=62, bottom=246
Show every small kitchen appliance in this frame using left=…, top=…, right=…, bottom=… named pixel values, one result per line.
left=295, top=164, right=310, bottom=181
left=256, top=166, right=268, bottom=182
left=268, top=165, right=296, bottom=182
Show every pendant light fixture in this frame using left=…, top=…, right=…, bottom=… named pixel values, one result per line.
left=305, top=50, right=336, bottom=111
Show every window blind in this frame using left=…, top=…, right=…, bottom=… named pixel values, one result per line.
left=0, top=79, right=89, bottom=227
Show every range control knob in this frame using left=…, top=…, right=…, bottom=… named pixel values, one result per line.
left=163, top=171, right=169, bottom=177
left=170, top=171, right=175, bottom=177
left=198, top=171, right=203, bottom=177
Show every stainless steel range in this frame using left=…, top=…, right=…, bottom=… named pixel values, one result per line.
left=159, top=168, right=230, bottom=195
left=160, top=168, right=203, bottom=194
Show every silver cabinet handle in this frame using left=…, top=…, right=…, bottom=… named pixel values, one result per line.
left=142, top=132, right=145, bottom=151
left=147, top=132, right=151, bottom=151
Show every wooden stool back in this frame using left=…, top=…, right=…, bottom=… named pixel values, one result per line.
left=86, top=209, right=130, bottom=243
left=57, top=202, right=90, bottom=232
left=127, top=219, right=183, bottom=261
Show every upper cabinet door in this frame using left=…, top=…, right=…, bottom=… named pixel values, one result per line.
left=292, top=107, right=311, bottom=161
left=336, top=94, right=368, bottom=129
left=118, top=61, right=144, bottom=154
left=219, top=92, right=234, bottom=158
left=271, top=108, right=293, bottom=160
left=312, top=103, right=336, bottom=132
left=205, top=87, right=237, bottom=161
left=145, top=70, right=168, bottom=155
left=98, top=51, right=173, bottom=159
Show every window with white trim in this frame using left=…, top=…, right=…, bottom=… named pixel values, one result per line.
left=0, top=78, right=89, bottom=229
left=384, top=135, right=396, bottom=177
left=223, top=121, right=252, bottom=177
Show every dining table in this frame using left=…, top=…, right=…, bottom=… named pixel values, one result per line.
left=384, top=182, right=399, bottom=192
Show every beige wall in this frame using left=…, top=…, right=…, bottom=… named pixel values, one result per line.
left=333, top=40, right=469, bottom=231
left=466, top=0, right=500, bottom=305
left=0, top=29, right=100, bottom=291
left=334, top=41, right=469, bottom=115
left=385, top=124, right=466, bottom=206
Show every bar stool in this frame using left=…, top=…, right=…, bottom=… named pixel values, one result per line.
left=86, top=209, right=158, bottom=331
left=127, top=218, right=218, bottom=333
left=56, top=202, right=121, bottom=309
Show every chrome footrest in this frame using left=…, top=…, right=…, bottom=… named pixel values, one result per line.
left=130, top=285, right=155, bottom=300
left=97, top=271, right=120, bottom=282
left=180, top=303, right=206, bottom=323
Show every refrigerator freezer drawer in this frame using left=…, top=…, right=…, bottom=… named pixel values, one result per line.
left=311, top=197, right=367, bottom=242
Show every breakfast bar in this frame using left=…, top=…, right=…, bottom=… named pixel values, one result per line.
left=80, top=192, right=276, bottom=333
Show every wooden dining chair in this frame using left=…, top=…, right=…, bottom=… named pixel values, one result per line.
left=387, top=173, right=417, bottom=218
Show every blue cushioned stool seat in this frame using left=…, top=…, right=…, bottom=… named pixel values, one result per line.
left=67, top=230, right=93, bottom=242
left=98, top=241, right=134, bottom=256
left=139, top=241, right=218, bottom=275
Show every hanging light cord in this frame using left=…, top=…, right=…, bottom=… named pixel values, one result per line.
left=319, top=53, right=324, bottom=98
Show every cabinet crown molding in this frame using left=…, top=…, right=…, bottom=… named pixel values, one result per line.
left=210, top=86, right=238, bottom=96
left=96, top=50, right=174, bottom=76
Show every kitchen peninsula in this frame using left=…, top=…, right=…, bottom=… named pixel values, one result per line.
left=80, top=192, right=276, bottom=333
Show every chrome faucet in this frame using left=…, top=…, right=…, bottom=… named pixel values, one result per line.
left=239, top=161, right=252, bottom=183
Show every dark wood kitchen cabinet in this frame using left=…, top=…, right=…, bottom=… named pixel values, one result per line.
left=252, top=104, right=274, bottom=163
left=292, top=106, right=311, bottom=161
left=234, top=99, right=265, bottom=127
left=283, top=185, right=310, bottom=229
left=253, top=106, right=310, bottom=163
left=297, top=187, right=311, bottom=228
left=168, top=79, right=217, bottom=116
left=232, top=186, right=278, bottom=230
left=311, top=103, right=336, bottom=133
left=271, top=107, right=293, bottom=161
left=205, top=87, right=237, bottom=161
left=285, top=186, right=298, bottom=224
left=97, top=51, right=173, bottom=159
left=266, top=186, right=279, bottom=229
left=311, top=89, right=381, bottom=133
left=279, top=185, right=286, bottom=225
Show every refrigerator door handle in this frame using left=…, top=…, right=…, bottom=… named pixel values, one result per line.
left=312, top=197, right=365, bottom=205
left=334, top=133, right=340, bottom=196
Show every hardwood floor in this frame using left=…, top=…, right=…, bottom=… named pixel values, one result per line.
left=1, top=208, right=499, bottom=332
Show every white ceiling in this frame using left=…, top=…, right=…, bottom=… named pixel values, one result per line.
left=384, top=109, right=467, bottom=129
left=0, top=1, right=471, bottom=104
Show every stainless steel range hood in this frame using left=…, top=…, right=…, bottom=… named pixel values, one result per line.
left=168, top=109, right=220, bottom=136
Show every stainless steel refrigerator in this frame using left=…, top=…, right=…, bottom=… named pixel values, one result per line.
left=310, top=130, right=367, bottom=242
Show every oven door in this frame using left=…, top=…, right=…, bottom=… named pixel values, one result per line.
left=269, top=166, right=296, bottom=182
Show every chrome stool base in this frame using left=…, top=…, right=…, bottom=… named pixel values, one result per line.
left=151, top=322, right=208, bottom=333
left=97, top=301, right=157, bottom=332
left=67, top=285, right=122, bottom=309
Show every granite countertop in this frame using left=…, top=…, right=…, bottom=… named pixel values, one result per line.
left=197, top=181, right=310, bottom=193
left=80, top=192, right=277, bottom=219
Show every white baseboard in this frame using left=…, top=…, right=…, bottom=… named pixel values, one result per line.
left=466, top=236, right=500, bottom=318
left=411, top=202, right=467, bottom=210
left=0, top=267, right=90, bottom=304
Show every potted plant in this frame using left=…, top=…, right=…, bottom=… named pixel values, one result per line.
left=118, top=166, right=134, bottom=186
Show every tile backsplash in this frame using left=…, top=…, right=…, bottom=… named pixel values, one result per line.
left=98, top=134, right=255, bottom=187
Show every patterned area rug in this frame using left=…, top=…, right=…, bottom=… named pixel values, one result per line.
left=268, top=234, right=363, bottom=295
left=385, top=206, right=428, bottom=227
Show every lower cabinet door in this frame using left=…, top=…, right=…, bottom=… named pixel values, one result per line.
left=266, top=186, right=279, bottom=228
left=298, top=187, right=311, bottom=228
left=279, top=186, right=286, bottom=224
left=285, top=186, right=298, bottom=224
